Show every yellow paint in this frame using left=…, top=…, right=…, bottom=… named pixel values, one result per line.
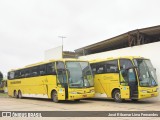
left=7, top=59, right=95, bottom=101
left=90, top=56, right=159, bottom=101
left=138, top=86, right=158, bottom=99
left=120, top=86, right=130, bottom=99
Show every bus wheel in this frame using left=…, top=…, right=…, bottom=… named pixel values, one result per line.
left=13, top=91, right=18, bottom=98
left=18, top=90, right=23, bottom=99
left=113, top=90, right=122, bottom=103
left=52, top=91, right=59, bottom=103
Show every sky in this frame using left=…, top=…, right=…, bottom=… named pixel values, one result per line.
left=0, top=0, right=160, bottom=75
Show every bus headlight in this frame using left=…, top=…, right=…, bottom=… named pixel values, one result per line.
left=70, top=92, right=77, bottom=94
left=90, top=89, right=94, bottom=93
left=141, top=90, right=147, bottom=93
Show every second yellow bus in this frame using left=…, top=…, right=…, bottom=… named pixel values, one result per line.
left=90, top=56, right=158, bottom=102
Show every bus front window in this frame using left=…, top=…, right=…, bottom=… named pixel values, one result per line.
left=134, top=59, right=158, bottom=87
left=66, top=61, right=94, bottom=88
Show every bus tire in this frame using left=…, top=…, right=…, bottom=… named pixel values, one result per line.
left=113, top=90, right=122, bottom=103
left=52, top=91, right=59, bottom=103
left=18, top=90, right=23, bottom=99
left=13, top=90, right=18, bottom=98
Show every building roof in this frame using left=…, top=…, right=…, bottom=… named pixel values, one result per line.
left=75, top=25, right=160, bottom=56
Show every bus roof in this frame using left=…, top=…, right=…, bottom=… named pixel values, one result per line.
left=90, top=56, right=147, bottom=63
left=9, top=58, right=88, bottom=72
left=25, top=58, right=87, bottom=67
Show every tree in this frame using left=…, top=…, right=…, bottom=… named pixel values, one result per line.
left=0, top=71, right=3, bottom=83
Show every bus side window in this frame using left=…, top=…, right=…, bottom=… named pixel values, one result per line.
left=56, top=61, right=67, bottom=83
left=56, top=61, right=65, bottom=69
left=25, top=68, right=31, bottom=78
left=90, top=64, right=97, bottom=74
left=120, top=59, right=133, bottom=70
left=8, top=71, right=15, bottom=80
left=96, top=63, right=105, bottom=74
left=21, top=70, right=26, bottom=78
left=30, top=67, right=39, bottom=77
left=120, top=59, right=134, bottom=82
left=15, top=71, right=20, bottom=79
left=39, top=65, right=46, bottom=75
left=105, top=60, right=118, bottom=73
left=46, top=63, right=56, bottom=75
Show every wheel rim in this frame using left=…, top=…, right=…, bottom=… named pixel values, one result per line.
left=18, top=91, right=22, bottom=98
left=115, top=92, right=121, bottom=100
left=53, top=92, right=58, bottom=102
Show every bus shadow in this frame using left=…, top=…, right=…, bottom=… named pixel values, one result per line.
left=125, top=100, right=158, bottom=104
left=21, top=97, right=92, bottom=104
left=85, top=98, right=157, bottom=104
left=12, top=97, right=158, bottom=105
left=86, top=98, right=115, bottom=102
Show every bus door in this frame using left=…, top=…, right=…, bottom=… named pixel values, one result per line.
left=56, top=61, right=68, bottom=99
left=120, top=59, right=138, bottom=99
left=127, top=68, right=138, bottom=98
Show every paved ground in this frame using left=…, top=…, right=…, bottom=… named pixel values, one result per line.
left=0, top=94, right=160, bottom=120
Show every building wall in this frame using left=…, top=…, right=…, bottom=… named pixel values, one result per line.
left=44, top=46, right=62, bottom=60
left=79, top=41, right=160, bottom=101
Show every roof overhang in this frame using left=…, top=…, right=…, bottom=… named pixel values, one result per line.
left=75, top=25, right=160, bottom=56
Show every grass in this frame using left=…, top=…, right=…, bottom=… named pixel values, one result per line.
left=0, top=93, right=8, bottom=97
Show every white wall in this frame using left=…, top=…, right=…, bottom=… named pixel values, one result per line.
left=80, top=41, right=160, bottom=101
left=44, top=46, right=62, bottom=60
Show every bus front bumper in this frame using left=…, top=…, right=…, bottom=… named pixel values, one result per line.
left=68, top=92, right=95, bottom=100
left=139, top=91, right=158, bottom=99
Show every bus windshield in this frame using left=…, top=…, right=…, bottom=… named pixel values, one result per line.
left=133, top=59, right=158, bottom=87
left=66, top=61, right=94, bottom=88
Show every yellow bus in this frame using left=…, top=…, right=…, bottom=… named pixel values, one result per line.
left=7, top=59, right=95, bottom=102
left=90, top=56, right=158, bottom=102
